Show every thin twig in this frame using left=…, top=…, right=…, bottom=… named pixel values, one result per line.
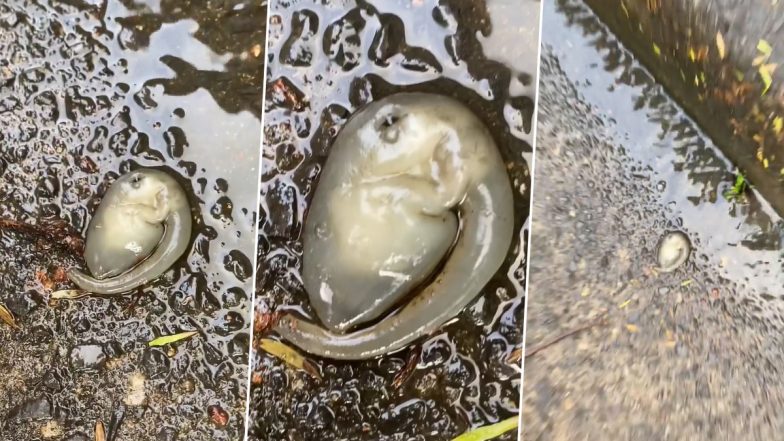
left=0, top=218, right=84, bottom=256
left=392, top=346, right=421, bottom=390
left=523, top=315, right=608, bottom=359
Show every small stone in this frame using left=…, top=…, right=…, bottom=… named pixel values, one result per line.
left=156, top=427, right=178, bottom=441
left=124, top=371, right=146, bottom=406
left=69, top=344, right=107, bottom=371
left=9, top=396, right=52, bottom=421
left=0, top=12, right=18, bottom=27
left=41, top=420, right=63, bottom=438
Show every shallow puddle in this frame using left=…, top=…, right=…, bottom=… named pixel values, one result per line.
left=250, top=0, right=538, bottom=439
left=0, top=1, right=265, bottom=439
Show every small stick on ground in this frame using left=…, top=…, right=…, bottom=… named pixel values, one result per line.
left=0, top=218, right=85, bottom=256
left=521, top=315, right=608, bottom=360
left=123, top=288, right=146, bottom=313
left=392, top=346, right=421, bottom=390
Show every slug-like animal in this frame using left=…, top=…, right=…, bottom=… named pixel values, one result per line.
left=657, top=231, right=691, bottom=273
left=68, top=168, right=192, bottom=295
left=274, top=93, right=514, bottom=360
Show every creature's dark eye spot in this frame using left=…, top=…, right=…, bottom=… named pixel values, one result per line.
left=131, top=173, right=144, bottom=188
left=377, top=111, right=405, bottom=143
left=380, top=114, right=400, bottom=129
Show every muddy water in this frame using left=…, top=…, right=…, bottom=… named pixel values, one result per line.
left=0, top=1, right=265, bottom=439
left=523, top=1, right=784, bottom=440
left=250, top=0, right=538, bottom=439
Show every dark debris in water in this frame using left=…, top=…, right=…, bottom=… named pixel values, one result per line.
left=251, top=0, right=536, bottom=439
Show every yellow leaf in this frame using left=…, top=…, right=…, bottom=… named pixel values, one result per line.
left=689, top=48, right=697, bottom=62
left=580, top=287, right=591, bottom=297
left=681, top=279, right=693, bottom=287
left=618, top=299, right=631, bottom=309
left=764, top=158, right=770, bottom=168
left=716, top=32, right=726, bottom=60
left=760, top=65, right=773, bottom=95
left=0, top=303, right=20, bottom=330
left=95, top=420, right=106, bottom=441
left=451, top=417, right=519, bottom=441
left=51, top=290, right=89, bottom=300
left=259, top=338, right=321, bottom=379
left=774, top=116, right=783, bottom=134
left=653, top=43, right=661, bottom=57
left=758, top=39, right=773, bottom=56
left=148, top=330, right=199, bottom=347
left=625, top=324, right=639, bottom=333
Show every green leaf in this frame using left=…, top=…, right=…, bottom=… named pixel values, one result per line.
left=734, top=173, right=746, bottom=190
left=451, top=417, right=519, bottom=441
left=148, top=331, right=199, bottom=347
left=723, top=171, right=748, bottom=202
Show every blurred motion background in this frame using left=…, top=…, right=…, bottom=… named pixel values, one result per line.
left=524, top=0, right=784, bottom=439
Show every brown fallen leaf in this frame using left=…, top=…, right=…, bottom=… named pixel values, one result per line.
left=94, top=420, right=106, bottom=441
left=253, top=311, right=282, bottom=334
left=52, top=267, right=68, bottom=283
left=506, top=347, right=523, bottom=365
left=0, top=303, right=20, bottom=330
left=251, top=371, right=263, bottom=385
left=36, top=270, right=55, bottom=291
left=208, top=405, right=229, bottom=428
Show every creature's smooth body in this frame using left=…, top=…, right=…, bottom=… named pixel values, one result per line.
left=275, top=93, right=514, bottom=360
left=68, top=168, right=192, bottom=294
left=657, top=231, right=691, bottom=272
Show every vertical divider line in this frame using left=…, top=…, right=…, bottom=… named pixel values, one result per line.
left=518, top=0, right=545, bottom=439
left=243, top=1, right=273, bottom=439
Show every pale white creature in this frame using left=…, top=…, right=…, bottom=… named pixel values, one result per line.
left=657, top=231, right=691, bottom=273
left=275, top=93, right=514, bottom=360
left=68, top=168, right=192, bottom=295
